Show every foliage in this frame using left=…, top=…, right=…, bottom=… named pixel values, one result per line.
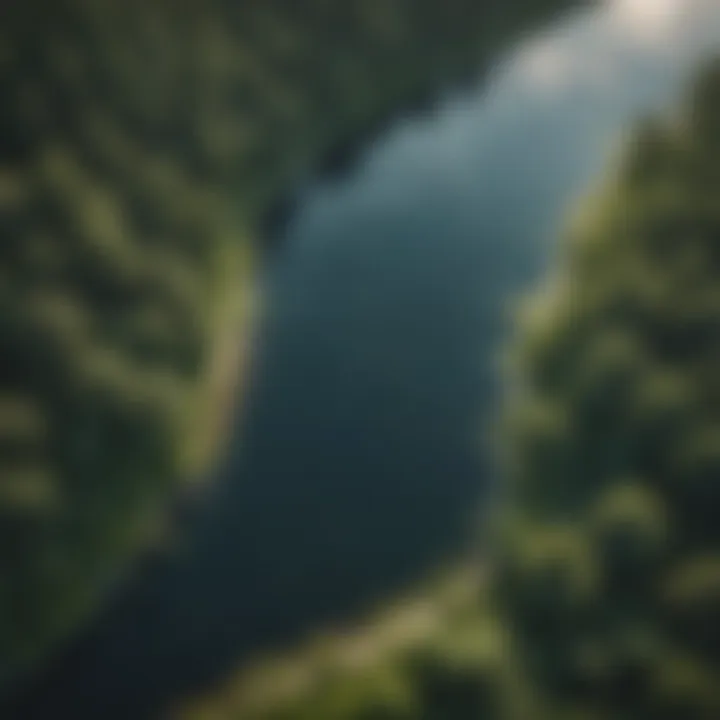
left=494, top=56, right=720, bottom=720
left=0, top=0, right=580, bottom=689
left=172, top=57, right=720, bottom=720
left=175, top=569, right=501, bottom=720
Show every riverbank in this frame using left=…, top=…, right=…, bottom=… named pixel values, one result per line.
left=175, top=563, right=489, bottom=719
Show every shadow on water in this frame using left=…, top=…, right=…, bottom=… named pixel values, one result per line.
left=1, top=88, right=498, bottom=720
left=4, top=5, right=715, bottom=717
left=259, top=71, right=480, bottom=255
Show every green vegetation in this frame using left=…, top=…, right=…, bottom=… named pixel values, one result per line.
left=493, top=55, right=720, bottom=720
left=175, top=567, right=499, bottom=720
left=173, top=59, right=720, bottom=719
left=1, top=0, right=579, bottom=688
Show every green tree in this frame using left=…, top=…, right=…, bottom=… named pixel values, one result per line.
left=494, top=58, right=720, bottom=720
left=0, top=0, right=579, bottom=690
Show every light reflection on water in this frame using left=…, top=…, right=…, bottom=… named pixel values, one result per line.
left=5, top=3, right=720, bottom=717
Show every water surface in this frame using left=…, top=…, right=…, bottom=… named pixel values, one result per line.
left=5, top=5, right=719, bottom=717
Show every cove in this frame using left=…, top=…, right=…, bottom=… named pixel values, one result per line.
left=4, top=6, right=718, bottom=719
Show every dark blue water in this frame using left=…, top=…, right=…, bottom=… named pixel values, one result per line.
left=4, top=7, right=715, bottom=718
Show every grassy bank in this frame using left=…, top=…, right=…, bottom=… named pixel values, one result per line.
left=174, top=565, right=494, bottom=720
left=0, top=0, right=577, bottom=691
left=172, top=56, right=720, bottom=720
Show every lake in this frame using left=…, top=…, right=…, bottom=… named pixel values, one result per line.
left=3, top=4, right=717, bottom=717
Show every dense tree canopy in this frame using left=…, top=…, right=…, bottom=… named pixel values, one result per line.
left=494, top=56, right=720, bottom=720
left=174, top=57, right=720, bottom=720
left=0, top=0, right=578, bottom=690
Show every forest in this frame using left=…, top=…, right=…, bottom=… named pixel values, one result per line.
left=0, top=0, right=577, bottom=688
left=2, top=1, right=718, bottom=718
left=177, top=58, right=720, bottom=720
